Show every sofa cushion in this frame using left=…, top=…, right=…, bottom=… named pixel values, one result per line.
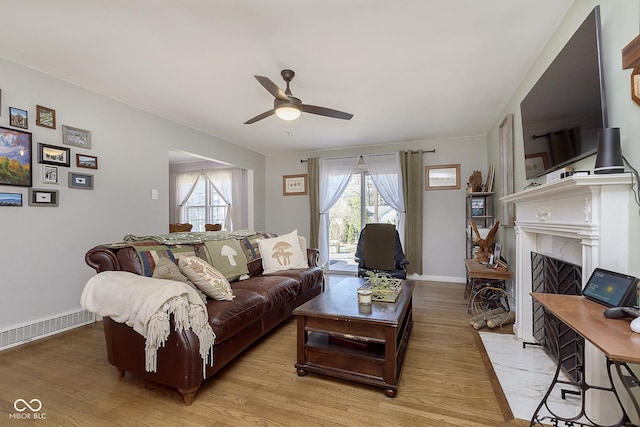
left=258, top=230, right=309, bottom=274
left=206, top=289, right=267, bottom=343
left=203, top=239, right=249, bottom=282
left=232, top=275, right=300, bottom=310
left=179, top=257, right=234, bottom=301
left=152, top=257, right=207, bottom=304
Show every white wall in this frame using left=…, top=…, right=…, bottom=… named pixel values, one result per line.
left=487, top=1, right=640, bottom=279
left=265, top=135, right=487, bottom=281
left=0, top=58, right=266, bottom=330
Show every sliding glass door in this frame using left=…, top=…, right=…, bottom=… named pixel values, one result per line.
left=328, top=171, right=398, bottom=273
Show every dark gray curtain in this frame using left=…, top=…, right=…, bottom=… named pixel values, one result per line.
left=400, top=150, right=423, bottom=275
left=307, top=158, right=320, bottom=249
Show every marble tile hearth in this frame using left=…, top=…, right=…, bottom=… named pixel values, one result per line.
left=479, top=331, right=586, bottom=423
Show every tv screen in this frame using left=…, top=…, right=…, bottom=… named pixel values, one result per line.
left=520, top=6, right=607, bottom=179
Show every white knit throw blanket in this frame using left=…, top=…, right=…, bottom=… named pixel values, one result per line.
left=81, top=271, right=216, bottom=376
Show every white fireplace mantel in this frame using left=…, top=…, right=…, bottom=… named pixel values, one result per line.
left=502, top=173, right=634, bottom=422
left=503, top=173, right=634, bottom=341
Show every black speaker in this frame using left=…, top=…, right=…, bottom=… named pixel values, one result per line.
left=594, top=127, right=624, bottom=174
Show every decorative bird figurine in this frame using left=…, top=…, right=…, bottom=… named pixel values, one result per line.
left=470, top=220, right=500, bottom=262
left=468, top=170, right=483, bottom=192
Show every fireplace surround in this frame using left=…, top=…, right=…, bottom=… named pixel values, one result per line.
left=502, top=174, right=634, bottom=422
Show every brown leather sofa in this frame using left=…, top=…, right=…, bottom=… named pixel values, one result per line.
left=85, top=240, right=323, bottom=405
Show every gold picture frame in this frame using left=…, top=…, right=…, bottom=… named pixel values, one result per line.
left=36, top=105, right=56, bottom=129
left=283, top=174, right=308, bottom=196
left=425, top=164, right=460, bottom=190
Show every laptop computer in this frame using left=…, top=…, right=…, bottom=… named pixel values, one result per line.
left=582, top=267, right=639, bottom=307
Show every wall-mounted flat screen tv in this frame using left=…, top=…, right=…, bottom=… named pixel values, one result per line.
left=520, top=6, right=607, bottom=179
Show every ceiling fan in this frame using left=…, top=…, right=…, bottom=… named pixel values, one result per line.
left=244, top=69, right=354, bottom=124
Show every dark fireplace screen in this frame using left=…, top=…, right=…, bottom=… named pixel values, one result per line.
left=531, top=252, right=584, bottom=382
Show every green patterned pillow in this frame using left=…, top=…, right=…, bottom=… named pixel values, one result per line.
left=179, top=256, right=234, bottom=301
left=203, top=239, right=249, bottom=282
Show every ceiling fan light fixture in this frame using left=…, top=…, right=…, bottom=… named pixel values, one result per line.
left=275, top=103, right=301, bottom=121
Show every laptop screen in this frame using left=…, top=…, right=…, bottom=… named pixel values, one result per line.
left=582, top=268, right=638, bottom=307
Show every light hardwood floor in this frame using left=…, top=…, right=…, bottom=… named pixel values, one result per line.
left=1, top=280, right=529, bottom=426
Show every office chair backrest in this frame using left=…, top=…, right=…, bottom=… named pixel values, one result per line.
left=362, top=223, right=396, bottom=270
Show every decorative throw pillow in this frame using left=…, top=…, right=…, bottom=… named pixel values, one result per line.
left=257, top=230, right=309, bottom=274
left=239, top=232, right=278, bottom=262
left=203, top=239, right=249, bottom=282
left=152, top=257, right=207, bottom=304
left=179, top=256, right=235, bottom=301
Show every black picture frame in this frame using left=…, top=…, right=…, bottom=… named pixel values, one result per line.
left=38, top=143, right=71, bottom=167
left=0, top=126, right=32, bottom=187
left=9, top=107, right=28, bottom=129
left=28, top=188, right=58, bottom=207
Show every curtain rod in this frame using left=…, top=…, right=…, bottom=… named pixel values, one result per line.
left=300, top=149, right=435, bottom=163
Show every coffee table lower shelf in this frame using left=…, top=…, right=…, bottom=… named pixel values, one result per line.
left=295, top=322, right=412, bottom=397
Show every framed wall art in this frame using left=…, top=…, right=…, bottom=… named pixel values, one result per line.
left=68, top=172, right=94, bottom=190
left=283, top=174, right=308, bottom=196
left=28, top=188, right=58, bottom=207
left=426, top=164, right=460, bottom=190
left=36, top=105, right=56, bottom=129
left=0, top=192, right=22, bottom=207
left=38, top=143, right=70, bottom=167
left=9, top=107, right=28, bottom=129
left=43, top=165, right=59, bottom=184
left=76, top=153, right=98, bottom=169
left=62, top=125, right=91, bottom=149
left=0, top=126, right=32, bottom=187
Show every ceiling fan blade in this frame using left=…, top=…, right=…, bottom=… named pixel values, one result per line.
left=254, top=76, right=289, bottom=101
left=244, top=109, right=275, bottom=124
left=302, top=104, right=353, bottom=120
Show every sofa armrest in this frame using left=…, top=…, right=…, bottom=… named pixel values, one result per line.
left=85, top=246, right=120, bottom=273
left=307, top=248, right=320, bottom=268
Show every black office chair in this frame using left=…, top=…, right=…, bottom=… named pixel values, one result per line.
left=354, top=223, right=409, bottom=279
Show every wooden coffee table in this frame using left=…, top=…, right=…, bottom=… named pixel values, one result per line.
left=293, top=277, right=414, bottom=397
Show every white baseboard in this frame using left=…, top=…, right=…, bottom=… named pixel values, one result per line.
left=408, top=273, right=466, bottom=284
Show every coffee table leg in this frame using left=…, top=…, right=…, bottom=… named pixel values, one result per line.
left=384, top=388, right=397, bottom=398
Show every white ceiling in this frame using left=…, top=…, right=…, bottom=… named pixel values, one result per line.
left=0, top=0, right=573, bottom=157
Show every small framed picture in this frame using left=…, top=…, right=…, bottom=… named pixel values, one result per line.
left=28, top=188, right=58, bottom=207
left=76, top=153, right=98, bottom=169
left=0, top=192, right=22, bottom=207
left=283, top=174, right=308, bottom=196
left=62, top=125, right=91, bottom=149
left=9, top=107, right=28, bottom=129
left=69, top=172, right=94, bottom=190
left=36, top=105, right=56, bottom=129
left=38, top=143, right=71, bottom=167
left=42, top=165, right=59, bottom=184
left=426, top=164, right=461, bottom=190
